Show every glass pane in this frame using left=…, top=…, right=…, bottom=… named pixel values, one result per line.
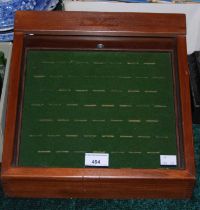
left=18, top=50, right=177, bottom=168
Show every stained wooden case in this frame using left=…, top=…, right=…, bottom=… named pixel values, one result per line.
left=1, top=11, right=195, bottom=198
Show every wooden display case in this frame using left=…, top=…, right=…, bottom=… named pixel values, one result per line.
left=1, top=11, right=195, bottom=198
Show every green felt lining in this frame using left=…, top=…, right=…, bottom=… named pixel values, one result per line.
left=18, top=50, right=178, bottom=168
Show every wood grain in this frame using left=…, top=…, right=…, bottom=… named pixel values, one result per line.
left=15, top=11, right=186, bottom=37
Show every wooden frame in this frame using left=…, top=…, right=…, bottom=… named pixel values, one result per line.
left=1, top=11, right=195, bottom=198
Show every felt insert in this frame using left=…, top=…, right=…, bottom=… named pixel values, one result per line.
left=18, top=50, right=177, bottom=168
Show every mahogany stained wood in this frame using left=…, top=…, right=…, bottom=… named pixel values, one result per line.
left=14, top=11, right=185, bottom=37
left=1, top=11, right=195, bottom=199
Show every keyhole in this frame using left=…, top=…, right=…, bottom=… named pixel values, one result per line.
left=97, top=43, right=104, bottom=49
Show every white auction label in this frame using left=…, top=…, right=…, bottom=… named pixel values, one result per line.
left=160, top=155, right=177, bottom=166
left=85, top=153, right=109, bottom=167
